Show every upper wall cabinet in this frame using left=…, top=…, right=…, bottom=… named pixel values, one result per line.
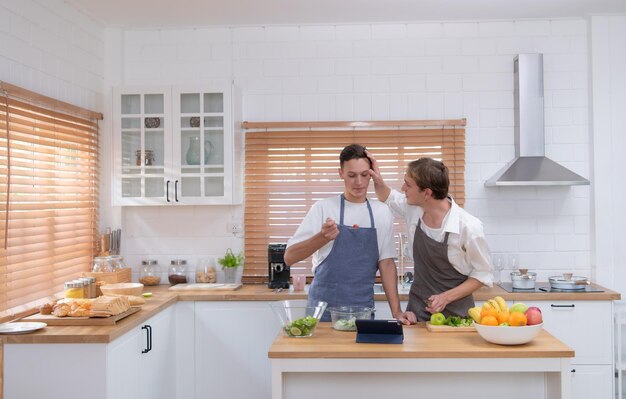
left=112, top=83, right=242, bottom=206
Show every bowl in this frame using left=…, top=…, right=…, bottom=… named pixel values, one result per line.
left=328, top=306, right=373, bottom=331
left=100, top=282, right=144, bottom=296
left=270, top=300, right=327, bottom=338
left=475, top=323, right=543, bottom=345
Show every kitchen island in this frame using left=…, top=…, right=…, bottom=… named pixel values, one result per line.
left=269, top=323, right=575, bottom=399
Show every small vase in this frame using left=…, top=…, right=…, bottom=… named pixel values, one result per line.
left=223, top=267, right=238, bottom=284
left=186, top=136, right=201, bottom=165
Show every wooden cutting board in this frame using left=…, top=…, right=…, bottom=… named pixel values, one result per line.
left=21, top=307, right=141, bottom=326
left=168, top=283, right=243, bottom=291
left=425, top=322, right=476, bottom=332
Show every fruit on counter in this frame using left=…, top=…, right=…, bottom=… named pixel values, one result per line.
left=496, top=310, right=510, bottom=325
left=525, top=307, right=543, bottom=325
left=430, top=312, right=446, bottom=325
left=481, top=315, right=498, bottom=326
left=508, top=311, right=527, bottom=326
left=468, top=307, right=481, bottom=323
left=510, top=303, right=528, bottom=314
left=494, top=296, right=508, bottom=313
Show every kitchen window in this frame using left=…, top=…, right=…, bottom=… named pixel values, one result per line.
left=242, top=119, right=466, bottom=283
left=0, top=82, right=102, bottom=320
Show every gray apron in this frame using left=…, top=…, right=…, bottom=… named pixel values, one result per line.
left=407, top=219, right=474, bottom=321
left=307, top=195, right=379, bottom=322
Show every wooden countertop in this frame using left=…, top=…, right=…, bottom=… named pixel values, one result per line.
left=1, top=282, right=619, bottom=344
left=268, top=323, right=575, bottom=359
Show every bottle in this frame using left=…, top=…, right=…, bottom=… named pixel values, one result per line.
left=195, top=258, right=217, bottom=283
left=139, top=259, right=162, bottom=286
left=168, top=259, right=188, bottom=285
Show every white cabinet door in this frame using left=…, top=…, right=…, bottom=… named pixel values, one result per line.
left=107, top=327, right=143, bottom=399
left=570, top=365, right=613, bottom=399
left=521, top=300, right=613, bottom=364
left=194, top=301, right=278, bottom=399
left=113, top=84, right=241, bottom=206
left=141, top=305, right=176, bottom=399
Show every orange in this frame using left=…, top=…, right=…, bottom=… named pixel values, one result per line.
left=480, top=315, right=498, bottom=326
left=508, top=312, right=527, bottom=326
left=496, top=311, right=510, bottom=325
left=480, top=307, right=498, bottom=320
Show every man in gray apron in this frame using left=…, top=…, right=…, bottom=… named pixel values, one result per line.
left=367, top=153, right=494, bottom=322
left=285, top=144, right=406, bottom=323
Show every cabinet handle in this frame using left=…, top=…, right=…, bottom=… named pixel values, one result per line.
left=166, top=180, right=171, bottom=202
left=550, top=304, right=575, bottom=308
left=141, top=324, right=152, bottom=353
left=571, top=369, right=576, bottom=373
left=175, top=180, right=179, bottom=202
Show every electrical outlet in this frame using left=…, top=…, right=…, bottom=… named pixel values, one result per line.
left=227, top=222, right=243, bottom=234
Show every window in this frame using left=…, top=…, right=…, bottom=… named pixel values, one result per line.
left=0, top=82, right=102, bottom=319
left=242, top=120, right=466, bottom=283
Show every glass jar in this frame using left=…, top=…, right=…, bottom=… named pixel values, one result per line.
left=92, top=256, right=113, bottom=273
left=139, top=259, right=162, bottom=286
left=64, top=280, right=84, bottom=299
left=195, top=258, right=217, bottom=283
left=168, top=259, right=188, bottom=285
left=109, top=255, right=127, bottom=270
left=79, top=277, right=97, bottom=298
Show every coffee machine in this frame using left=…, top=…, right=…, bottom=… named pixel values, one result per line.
left=268, top=244, right=290, bottom=289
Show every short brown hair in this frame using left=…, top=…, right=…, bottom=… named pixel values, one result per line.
left=406, top=158, right=449, bottom=200
left=339, top=144, right=370, bottom=168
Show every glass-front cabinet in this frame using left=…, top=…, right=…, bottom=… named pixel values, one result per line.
left=112, top=83, right=241, bottom=206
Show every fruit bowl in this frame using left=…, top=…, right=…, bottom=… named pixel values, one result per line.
left=270, top=300, right=327, bottom=338
left=328, top=306, right=373, bottom=331
left=475, top=322, right=543, bottom=345
left=100, top=282, right=144, bottom=296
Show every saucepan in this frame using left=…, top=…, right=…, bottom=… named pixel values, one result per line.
left=548, top=274, right=590, bottom=290
left=510, top=268, right=536, bottom=290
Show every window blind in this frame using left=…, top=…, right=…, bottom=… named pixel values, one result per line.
left=0, top=81, right=102, bottom=318
left=242, top=120, right=466, bottom=283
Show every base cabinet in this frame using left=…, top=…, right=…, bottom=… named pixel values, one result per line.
left=4, top=305, right=175, bottom=399
left=518, top=300, right=614, bottom=399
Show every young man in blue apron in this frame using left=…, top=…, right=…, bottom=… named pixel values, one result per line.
left=366, top=154, right=494, bottom=323
left=284, top=144, right=408, bottom=323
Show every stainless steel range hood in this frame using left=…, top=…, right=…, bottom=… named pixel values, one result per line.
left=485, top=54, right=590, bottom=187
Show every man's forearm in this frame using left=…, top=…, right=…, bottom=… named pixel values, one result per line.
left=373, top=181, right=391, bottom=203
left=379, top=258, right=403, bottom=317
left=284, top=233, right=329, bottom=266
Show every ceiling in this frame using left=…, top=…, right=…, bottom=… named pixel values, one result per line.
left=65, top=0, right=626, bottom=28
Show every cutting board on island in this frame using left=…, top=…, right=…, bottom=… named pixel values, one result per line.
left=425, top=322, right=476, bottom=332
left=168, top=283, right=243, bottom=291
left=22, top=307, right=141, bottom=326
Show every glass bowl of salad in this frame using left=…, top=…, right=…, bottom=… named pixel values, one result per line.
left=328, top=306, right=373, bottom=331
left=270, top=300, right=327, bottom=338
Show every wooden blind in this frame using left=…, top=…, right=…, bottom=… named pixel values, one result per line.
left=0, top=81, right=102, bottom=318
left=242, top=119, right=466, bottom=283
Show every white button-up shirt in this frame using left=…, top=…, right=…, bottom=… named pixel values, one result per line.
left=385, top=189, right=494, bottom=287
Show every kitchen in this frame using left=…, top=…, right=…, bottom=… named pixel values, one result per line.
left=1, top=0, right=626, bottom=398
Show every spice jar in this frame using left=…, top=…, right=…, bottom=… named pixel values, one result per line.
left=139, top=259, right=162, bottom=286
left=168, top=259, right=188, bottom=285
left=195, top=258, right=217, bottom=283
left=79, top=277, right=97, bottom=298
left=64, top=280, right=84, bottom=299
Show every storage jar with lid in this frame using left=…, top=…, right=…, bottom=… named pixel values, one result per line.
left=168, top=259, right=188, bottom=285
left=78, top=277, right=97, bottom=298
left=195, top=258, right=217, bottom=283
left=64, top=280, right=84, bottom=299
left=139, top=259, right=162, bottom=286
left=92, top=256, right=113, bottom=273
left=109, top=255, right=127, bottom=270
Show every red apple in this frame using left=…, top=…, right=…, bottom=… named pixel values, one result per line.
left=525, top=307, right=543, bottom=325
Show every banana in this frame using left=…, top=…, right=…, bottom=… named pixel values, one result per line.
left=481, top=301, right=497, bottom=313
left=487, top=299, right=501, bottom=313
left=468, top=307, right=481, bottom=323
left=494, top=296, right=508, bottom=313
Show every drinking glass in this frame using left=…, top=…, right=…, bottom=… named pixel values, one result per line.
left=507, top=254, right=520, bottom=271
left=491, top=253, right=505, bottom=284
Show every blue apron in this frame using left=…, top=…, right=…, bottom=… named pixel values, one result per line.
left=307, top=195, right=380, bottom=321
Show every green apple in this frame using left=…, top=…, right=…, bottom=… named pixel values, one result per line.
left=430, top=312, right=446, bottom=325
left=510, top=302, right=528, bottom=314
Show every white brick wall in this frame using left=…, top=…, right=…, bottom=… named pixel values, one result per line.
left=111, top=18, right=593, bottom=282
left=0, top=0, right=104, bottom=110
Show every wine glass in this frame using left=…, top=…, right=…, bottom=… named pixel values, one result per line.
left=491, top=253, right=505, bottom=284
left=507, top=254, right=520, bottom=272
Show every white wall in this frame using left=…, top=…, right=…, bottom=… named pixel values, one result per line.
left=111, top=20, right=597, bottom=285
left=0, top=0, right=104, bottom=111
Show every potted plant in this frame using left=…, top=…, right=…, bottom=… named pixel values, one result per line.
left=218, top=248, right=244, bottom=284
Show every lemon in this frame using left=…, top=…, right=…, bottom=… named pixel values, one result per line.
left=289, top=327, right=302, bottom=336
